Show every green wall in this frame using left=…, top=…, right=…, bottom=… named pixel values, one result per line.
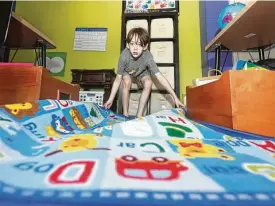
left=13, top=1, right=201, bottom=100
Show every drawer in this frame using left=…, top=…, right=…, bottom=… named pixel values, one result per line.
left=152, top=67, right=174, bottom=90
left=126, top=19, right=148, bottom=35
left=71, top=69, right=116, bottom=86
left=81, top=73, right=104, bottom=84
left=150, top=93, right=175, bottom=114
left=151, top=18, right=174, bottom=38
left=150, top=41, right=174, bottom=63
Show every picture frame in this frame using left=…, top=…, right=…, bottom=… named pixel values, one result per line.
left=123, top=0, right=179, bottom=13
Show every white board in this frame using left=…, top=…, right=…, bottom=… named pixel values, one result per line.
left=73, top=28, right=107, bottom=51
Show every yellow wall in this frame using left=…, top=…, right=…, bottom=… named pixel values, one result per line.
left=178, top=1, right=202, bottom=97
left=13, top=1, right=201, bottom=99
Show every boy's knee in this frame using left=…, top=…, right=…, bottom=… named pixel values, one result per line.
left=143, top=79, right=152, bottom=91
left=123, top=78, right=132, bottom=90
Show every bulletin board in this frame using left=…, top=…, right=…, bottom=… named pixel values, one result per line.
left=73, top=28, right=107, bottom=51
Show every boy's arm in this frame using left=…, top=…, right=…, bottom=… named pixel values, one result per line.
left=108, top=75, right=122, bottom=102
left=104, top=75, right=122, bottom=109
left=154, top=72, right=184, bottom=108
left=105, top=50, right=127, bottom=106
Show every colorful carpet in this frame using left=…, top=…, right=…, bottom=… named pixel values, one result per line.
left=0, top=100, right=274, bottom=206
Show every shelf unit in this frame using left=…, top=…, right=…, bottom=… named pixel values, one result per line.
left=118, top=4, right=180, bottom=116
left=4, top=12, right=56, bottom=67
left=205, top=0, right=275, bottom=71
left=186, top=0, right=275, bottom=137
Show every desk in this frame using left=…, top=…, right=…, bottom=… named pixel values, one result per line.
left=205, top=0, right=275, bottom=70
left=0, top=66, right=79, bottom=105
left=186, top=70, right=275, bottom=137
left=5, top=12, right=56, bottom=66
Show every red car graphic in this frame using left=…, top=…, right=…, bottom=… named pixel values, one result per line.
left=115, top=155, right=188, bottom=181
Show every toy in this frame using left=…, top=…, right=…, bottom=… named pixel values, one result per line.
left=218, top=2, right=246, bottom=29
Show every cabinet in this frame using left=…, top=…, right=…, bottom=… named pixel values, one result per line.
left=118, top=4, right=180, bottom=115
left=0, top=66, right=79, bottom=105
left=71, top=69, right=117, bottom=111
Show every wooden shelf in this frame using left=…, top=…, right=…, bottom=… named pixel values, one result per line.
left=123, top=11, right=178, bottom=18
left=186, top=70, right=275, bottom=137
left=5, top=12, right=56, bottom=49
left=156, top=63, right=175, bottom=67
left=150, top=38, right=175, bottom=42
left=205, top=0, right=275, bottom=52
left=122, top=38, right=175, bottom=43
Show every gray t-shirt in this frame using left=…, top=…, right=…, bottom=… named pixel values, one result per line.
left=117, top=48, right=160, bottom=80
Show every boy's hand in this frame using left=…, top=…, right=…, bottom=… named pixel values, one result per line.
left=174, top=98, right=184, bottom=108
left=104, top=99, right=113, bottom=109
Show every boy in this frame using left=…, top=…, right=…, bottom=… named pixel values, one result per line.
left=104, top=27, right=183, bottom=117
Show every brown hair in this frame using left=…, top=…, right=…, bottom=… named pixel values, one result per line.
left=126, top=27, right=149, bottom=47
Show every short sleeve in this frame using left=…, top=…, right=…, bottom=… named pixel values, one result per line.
left=117, top=49, right=128, bottom=75
left=146, top=53, right=160, bottom=75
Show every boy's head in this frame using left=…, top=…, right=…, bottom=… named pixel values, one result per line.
left=126, top=27, right=149, bottom=58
